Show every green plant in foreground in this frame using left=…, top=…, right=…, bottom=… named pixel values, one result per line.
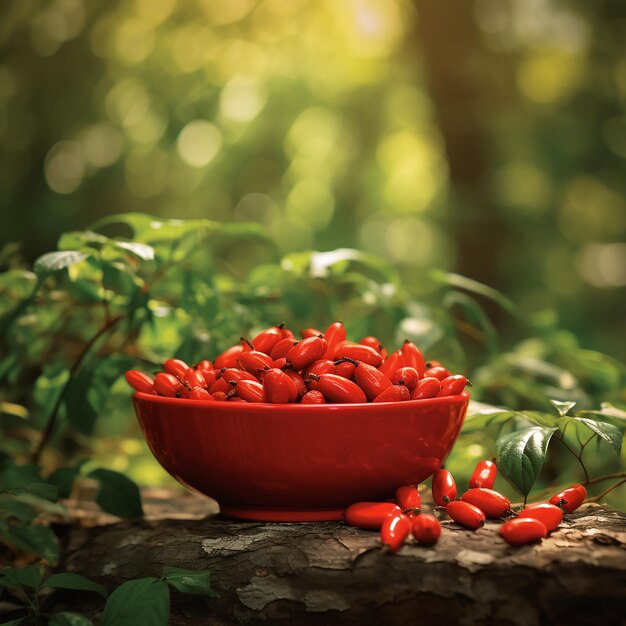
left=466, top=400, right=625, bottom=505
left=0, top=563, right=216, bottom=625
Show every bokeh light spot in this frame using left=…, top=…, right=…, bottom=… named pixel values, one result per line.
left=176, top=120, right=222, bottom=168
left=286, top=179, right=335, bottom=230
left=44, top=141, right=85, bottom=194
left=220, top=76, right=266, bottom=123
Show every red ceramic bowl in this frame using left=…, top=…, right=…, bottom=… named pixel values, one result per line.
left=133, top=392, right=469, bottom=522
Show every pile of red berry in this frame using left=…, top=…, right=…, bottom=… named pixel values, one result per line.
left=345, top=460, right=587, bottom=549
left=125, top=321, right=469, bottom=404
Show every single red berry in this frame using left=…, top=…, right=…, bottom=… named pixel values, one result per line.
left=411, top=377, right=441, bottom=400
left=234, top=380, right=265, bottom=403
left=423, top=366, right=451, bottom=381
left=432, top=469, right=457, bottom=506
left=395, top=485, right=421, bottom=513
left=446, top=500, right=485, bottom=530
left=309, top=373, right=366, bottom=403
left=401, top=340, right=426, bottom=378
left=334, top=344, right=383, bottom=368
left=323, top=321, right=347, bottom=359
left=184, top=367, right=207, bottom=389
left=437, top=375, right=469, bottom=397
left=334, top=360, right=356, bottom=379
left=378, top=349, right=405, bottom=380
left=411, top=514, right=441, bottom=545
left=195, top=360, right=213, bottom=371
left=154, top=372, right=183, bottom=398
left=469, top=459, right=497, bottom=489
left=359, top=336, right=383, bottom=352
left=251, top=323, right=284, bottom=354
left=163, top=358, right=189, bottom=380
left=270, top=337, right=298, bottom=360
left=212, top=391, right=228, bottom=401
left=303, top=359, right=336, bottom=379
left=187, top=387, right=214, bottom=401
left=353, top=361, right=392, bottom=400
left=214, top=341, right=251, bottom=370
left=380, top=512, right=412, bottom=552
left=300, top=390, right=325, bottom=404
left=286, top=336, right=328, bottom=371
left=373, top=385, right=411, bottom=403
left=461, top=488, right=511, bottom=519
left=125, top=370, right=154, bottom=393
left=263, top=368, right=298, bottom=403
left=300, top=327, right=324, bottom=338
left=284, top=369, right=307, bottom=399
left=344, top=502, right=401, bottom=530
left=517, top=503, right=563, bottom=532
left=392, top=367, right=419, bottom=391
left=238, top=350, right=273, bottom=374
left=199, top=369, right=218, bottom=387
left=548, top=484, right=586, bottom=513
left=499, top=518, right=547, bottom=546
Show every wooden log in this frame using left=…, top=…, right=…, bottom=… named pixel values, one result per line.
left=56, top=501, right=626, bottom=625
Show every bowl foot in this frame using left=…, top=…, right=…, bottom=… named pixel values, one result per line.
left=219, top=505, right=345, bottom=522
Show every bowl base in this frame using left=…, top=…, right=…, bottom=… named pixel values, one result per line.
left=219, top=505, right=345, bottom=522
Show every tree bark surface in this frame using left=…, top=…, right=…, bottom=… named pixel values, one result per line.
left=57, top=494, right=626, bottom=626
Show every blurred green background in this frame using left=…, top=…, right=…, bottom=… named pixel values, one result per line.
left=2, top=0, right=625, bottom=358
left=0, top=0, right=624, bottom=506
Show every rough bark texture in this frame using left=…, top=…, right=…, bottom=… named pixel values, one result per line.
left=55, top=495, right=626, bottom=626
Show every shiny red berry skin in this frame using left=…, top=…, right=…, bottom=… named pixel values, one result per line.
left=411, top=514, right=441, bottom=545
left=548, top=484, right=586, bottom=513
left=438, top=375, right=469, bottom=397
left=380, top=512, right=412, bottom=552
left=234, top=380, right=265, bottom=403
left=423, top=366, right=451, bottom=381
left=303, top=359, right=336, bottom=379
left=411, top=377, right=441, bottom=400
left=163, top=358, right=189, bottom=380
left=199, top=369, right=218, bottom=387
left=300, top=327, right=324, bottom=338
left=212, top=391, right=228, bottom=401
left=432, top=469, right=457, bottom=506
left=214, top=341, right=251, bottom=370
left=184, top=367, right=207, bottom=389
left=334, top=344, right=383, bottom=368
left=517, top=503, right=563, bottom=531
left=344, top=502, right=401, bottom=530
left=300, top=390, right=325, bottom=404
left=284, top=369, right=307, bottom=399
left=286, top=336, right=328, bottom=371
left=446, top=500, right=485, bottom=530
left=311, top=373, right=367, bottom=403
left=270, top=337, right=298, bottom=360
left=154, top=372, right=183, bottom=398
left=359, top=336, right=383, bottom=352
left=392, top=367, right=419, bottom=391
left=499, top=517, right=547, bottom=546
left=372, top=385, right=410, bottom=403
left=187, top=387, right=214, bottom=401
left=395, top=485, right=421, bottom=513
left=324, top=321, right=347, bottom=359
left=335, top=360, right=356, bottom=379
left=378, top=350, right=405, bottom=380
left=262, top=368, right=298, bottom=403
left=125, top=370, right=154, bottom=393
left=461, top=488, right=511, bottom=519
left=353, top=361, right=392, bottom=401
left=251, top=324, right=284, bottom=354
left=238, top=350, right=273, bottom=374
left=401, top=340, right=426, bottom=378
left=469, top=459, right=497, bottom=489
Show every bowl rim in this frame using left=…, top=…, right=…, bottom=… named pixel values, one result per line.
left=133, top=390, right=470, bottom=410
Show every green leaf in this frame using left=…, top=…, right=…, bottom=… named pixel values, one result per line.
left=550, top=399, right=576, bottom=416
left=443, top=291, right=498, bottom=354
left=113, top=241, right=155, bottom=261
left=6, top=483, right=58, bottom=502
left=48, top=612, right=94, bottom=626
left=430, top=269, right=519, bottom=316
left=33, top=251, right=89, bottom=275
left=162, top=566, right=217, bottom=597
left=0, top=496, right=38, bottom=523
left=3, top=524, right=59, bottom=563
left=45, top=573, right=108, bottom=598
left=101, top=578, right=169, bottom=626
left=572, top=418, right=623, bottom=455
left=0, top=564, right=44, bottom=589
left=47, top=460, right=88, bottom=499
left=87, top=469, right=143, bottom=518
left=496, top=426, right=558, bottom=496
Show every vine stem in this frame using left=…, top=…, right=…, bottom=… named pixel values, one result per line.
left=555, top=434, right=590, bottom=483
left=587, top=479, right=626, bottom=503
left=32, top=314, right=124, bottom=464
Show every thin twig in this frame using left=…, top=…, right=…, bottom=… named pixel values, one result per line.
left=587, top=479, right=626, bottom=503
left=32, top=314, right=124, bottom=464
left=584, top=472, right=626, bottom=486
